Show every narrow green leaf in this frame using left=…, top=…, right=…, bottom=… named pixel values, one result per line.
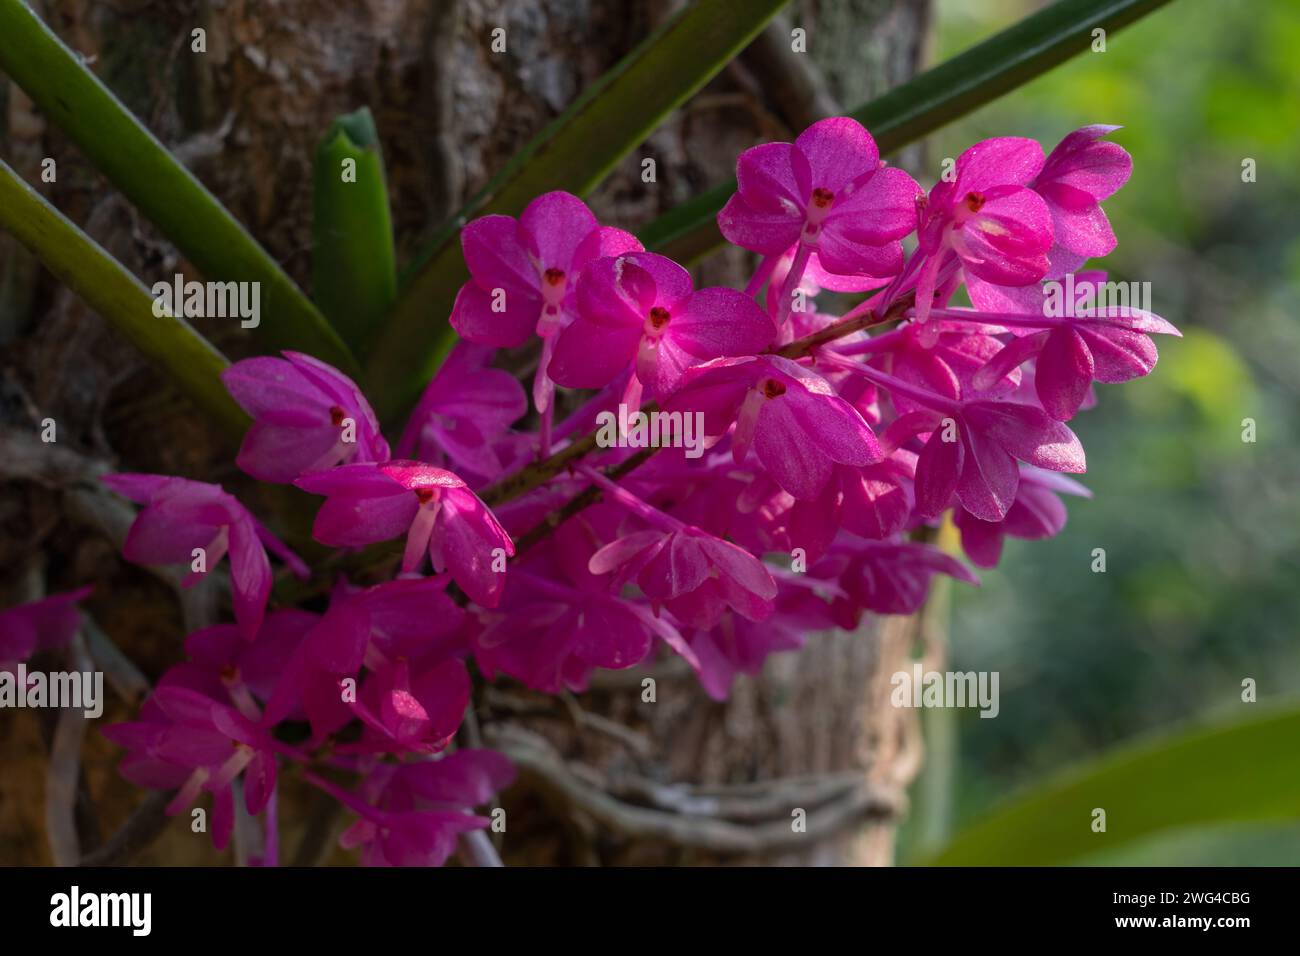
left=312, top=108, right=397, bottom=359
left=365, top=0, right=790, bottom=420
left=0, top=0, right=360, bottom=375
left=0, top=159, right=247, bottom=437
left=640, top=0, right=1177, bottom=261
left=925, top=705, right=1300, bottom=866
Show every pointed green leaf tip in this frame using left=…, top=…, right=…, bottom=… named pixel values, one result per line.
left=0, top=0, right=361, bottom=376
left=0, top=159, right=246, bottom=438
left=926, top=705, right=1300, bottom=865
left=312, top=106, right=398, bottom=359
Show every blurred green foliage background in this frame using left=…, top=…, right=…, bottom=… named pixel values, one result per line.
left=904, top=0, right=1300, bottom=865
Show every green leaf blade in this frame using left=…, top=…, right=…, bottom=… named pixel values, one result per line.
left=926, top=705, right=1300, bottom=866
left=312, top=108, right=398, bottom=359
left=0, top=160, right=247, bottom=437
left=0, top=0, right=360, bottom=375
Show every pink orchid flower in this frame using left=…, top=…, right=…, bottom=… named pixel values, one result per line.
left=294, top=461, right=514, bottom=607
left=548, top=251, right=776, bottom=407
left=343, top=656, right=470, bottom=755
left=310, top=759, right=508, bottom=868
left=449, top=191, right=640, bottom=421
left=262, top=576, right=467, bottom=743
left=964, top=271, right=1181, bottom=420
left=718, top=116, right=921, bottom=281
left=1033, top=125, right=1132, bottom=277
left=689, top=584, right=836, bottom=700
left=395, top=341, right=527, bottom=481
left=832, top=541, right=979, bottom=619
left=106, top=684, right=287, bottom=851
left=221, top=350, right=389, bottom=483
left=914, top=137, right=1054, bottom=323
left=954, top=467, right=1092, bottom=568
left=179, top=609, right=317, bottom=720
left=450, top=190, right=640, bottom=349
left=666, top=354, right=881, bottom=500
left=0, top=585, right=93, bottom=669
left=101, top=474, right=309, bottom=638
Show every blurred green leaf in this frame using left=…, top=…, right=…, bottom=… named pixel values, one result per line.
left=0, top=159, right=247, bottom=437
left=926, top=705, right=1300, bottom=865
left=312, top=108, right=397, bottom=359
left=365, top=0, right=790, bottom=420
left=641, top=0, right=1176, bottom=261
left=0, top=0, right=360, bottom=375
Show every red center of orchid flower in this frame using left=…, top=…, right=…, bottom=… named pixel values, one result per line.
left=414, top=488, right=435, bottom=505
left=648, top=306, right=671, bottom=330
left=543, top=267, right=565, bottom=287
left=811, top=187, right=834, bottom=209
left=963, top=191, right=986, bottom=213
left=220, top=664, right=239, bottom=683
left=330, top=406, right=347, bottom=426
left=762, top=379, right=787, bottom=399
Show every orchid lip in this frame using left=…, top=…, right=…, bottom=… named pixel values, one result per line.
left=644, top=305, right=671, bottom=336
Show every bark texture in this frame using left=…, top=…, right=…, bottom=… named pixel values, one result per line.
left=0, top=0, right=929, bottom=866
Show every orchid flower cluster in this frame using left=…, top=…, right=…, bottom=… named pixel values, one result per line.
left=7, top=118, right=1178, bottom=866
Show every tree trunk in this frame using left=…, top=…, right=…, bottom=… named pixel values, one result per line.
left=0, top=0, right=930, bottom=866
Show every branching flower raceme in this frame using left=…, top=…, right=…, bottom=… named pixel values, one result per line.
left=65, top=116, right=1176, bottom=865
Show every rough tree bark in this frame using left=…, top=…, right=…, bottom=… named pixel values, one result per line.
left=0, top=0, right=930, bottom=866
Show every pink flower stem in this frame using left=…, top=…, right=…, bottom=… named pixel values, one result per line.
left=538, top=404, right=554, bottom=459
left=302, top=770, right=383, bottom=823
left=819, top=350, right=962, bottom=415
left=919, top=306, right=1138, bottom=331
left=251, top=517, right=310, bottom=581
left=832, top=326, right=907, bottom=356
left=744, top=253, right=778, bottom=297
left=774, top=242, right=813, bottom=326
left=574, top=463, right=685, bottom=534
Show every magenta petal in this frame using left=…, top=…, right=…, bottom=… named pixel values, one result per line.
left=309, top=599, right=371, bottom=675
left=1077, top=326, right=1158, bottom=382
left=717, top=191, right=803, bottom=255
left=957, top=427, right=1021, bottom=522
left=965, top=401, right=1086, bottom=474
left=794, top=117, right=879, bottom=192
left=221, top=356, right=326, bottom=418
left=99, top=472, right=172, bottom=504
left=754, top=397, right=834, bottom=500
left=915, top=430, right=963, bottom=517
left=668, top=287, right=776, bottom=359
left=316, top=491, right=417, bottom=548
left=236, top=420, right=342, bottom=483
left=735, top=142, right=805, bottom=214
left=227, top=518, right=271, bottom=638
left=548, top=317, right=641, bottom=389
left=638, top=533, right=712, bottom=602
left=956, top=136, right=1045, bottom=190
left=461, top=214, right=537, bottom=294
left=1039, top=126, right=1131, bottom=201
left=435, top=489, right=513, bottom=608
left=972, top=331, right=1050, bottom=392
left=1035, top=327, right=1095, bottom=420
left=519, top=191, right=598, bottom=271
left=955, top=510, right=1006, bottom=569
left=449, top=279, right=541, bottom=348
